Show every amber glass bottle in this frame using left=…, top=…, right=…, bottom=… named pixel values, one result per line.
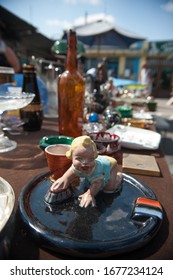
left=20, top=64, right=43, bottom=131
left=58, top=29, right=85, bottom=137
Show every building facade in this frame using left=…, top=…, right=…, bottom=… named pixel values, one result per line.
left=83, top=40, right=173, bottom=98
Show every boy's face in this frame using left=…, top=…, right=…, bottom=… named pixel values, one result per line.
left=72, top=145, right=96, bottom=175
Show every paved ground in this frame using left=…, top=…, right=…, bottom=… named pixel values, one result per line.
left=154, top=98, right=173, bottom=175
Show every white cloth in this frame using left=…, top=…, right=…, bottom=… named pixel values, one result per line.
left=86, top=68, right=97, bottom=78
left=140, top=68, right=151, bottom=85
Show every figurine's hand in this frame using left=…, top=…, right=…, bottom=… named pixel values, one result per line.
left=50, top=167, right=76, bottom=193
left=78, top=191, right=96, bottom=208
left=50, top=177, right=69, bottom=193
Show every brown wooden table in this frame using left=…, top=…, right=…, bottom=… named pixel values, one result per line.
left=0, top=117, right=173, bottom=260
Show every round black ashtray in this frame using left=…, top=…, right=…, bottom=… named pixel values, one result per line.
left=18, top=172, right=163, bottom=259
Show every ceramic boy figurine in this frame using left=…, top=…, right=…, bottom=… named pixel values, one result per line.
left=50, top=135, right=122, bottom=208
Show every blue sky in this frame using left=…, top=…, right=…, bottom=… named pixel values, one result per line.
left=1, top=0, right=173, bottom=41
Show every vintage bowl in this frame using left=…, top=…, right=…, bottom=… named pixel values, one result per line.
left=146, top=100, right=157, bottom=112
left=39, top=135, right=74, bottom=151
left=89, top=132, right=121, bottom=158
left=116, top=105, right=133, bottom=118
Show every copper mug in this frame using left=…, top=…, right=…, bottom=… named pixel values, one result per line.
left=45, top=144, right=71, bottom=180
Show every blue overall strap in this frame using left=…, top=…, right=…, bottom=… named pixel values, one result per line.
left=71, top=156, right=111, bottom=189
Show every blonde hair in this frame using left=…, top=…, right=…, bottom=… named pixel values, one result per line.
left=66, top=136, right=98, bottom=159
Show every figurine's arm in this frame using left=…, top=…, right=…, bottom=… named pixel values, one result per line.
left=78, top=178, right=102, bottom=208
left=50, top=166, right=78, bottom=192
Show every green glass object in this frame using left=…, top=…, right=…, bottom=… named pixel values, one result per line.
left=116, top=106, right=133, bottom=118
left=39, top=135, right=74, bottom=151
left=51, top=39, right=85, bottom=55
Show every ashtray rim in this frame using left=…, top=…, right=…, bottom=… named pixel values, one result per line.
left=39, top=135, right=74, bottom=151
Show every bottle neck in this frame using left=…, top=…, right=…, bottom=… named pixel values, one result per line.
left=23, top=72, right=36, bottom=79
left=66, top=30, right=77, bottom=71
left=22, top=71, right=38, bottom=90
left=22, top=66, right=37, bottom=85
left=22, top=66, right=40, bottom=102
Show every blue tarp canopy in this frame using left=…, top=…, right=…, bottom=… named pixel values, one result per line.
left=112, top=77, right=142, bottom=87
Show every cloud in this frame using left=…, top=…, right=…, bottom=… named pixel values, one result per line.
left=64, top=0, right=101, bottom=4
left=45, top=19, right=73, bottom=38
left=161, top=1, right=173, bottom=12
left=46, top=19, right=72, bottom=29
left=46, top=13, right=115, bottom=38
left=74, top=13, right=115, bottom=26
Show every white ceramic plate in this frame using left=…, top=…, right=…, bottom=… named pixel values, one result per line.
left=132, top=111, right=153, bottom=120
left=107, top=124, right=161, bottom=150
left=0, top=177, right=15, bottom=232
